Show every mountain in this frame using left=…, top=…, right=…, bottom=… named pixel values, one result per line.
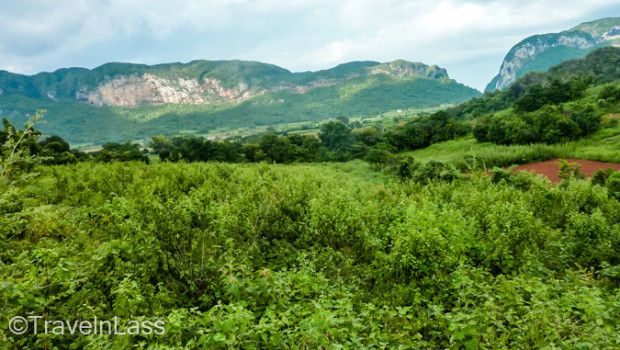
left=0, top=60, right=480, bottom=145
left=510, top=46, right=620, bottom=91
left=438, top=46, right=620, bottom=126
left=486, top=17, right=620, bottom=92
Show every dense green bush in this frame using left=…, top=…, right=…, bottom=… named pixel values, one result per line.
left=2, top=161, right=618, bottom=348
left=466, top=49, right=620, bottom=147
left=411, top=160, right=462, bottom=184
left=607, top=171, right=620, bottom=199
left=476, top=104, right=602, bottom=146
left=94, top=141, right=150, bottom=164
left=598, top=84, right=620, bottom=102
left=384, top=111, right=470, bottom=151
left=1, top=112, right=85, bottom=180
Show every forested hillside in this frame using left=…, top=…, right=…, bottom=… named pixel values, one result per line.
left=0, top=59, right=480, bottom=145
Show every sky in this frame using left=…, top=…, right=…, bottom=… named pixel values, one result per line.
left=1, top=0, right=619, bottom=91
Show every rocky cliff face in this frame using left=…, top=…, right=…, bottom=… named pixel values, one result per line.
left=77, top=74, right=203, bottom=106
left=76, top=74, right=262, bottom=107
left=486, top=17, right=620, bottom=92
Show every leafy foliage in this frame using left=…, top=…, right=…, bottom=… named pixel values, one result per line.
left=558, top=159, right=586, bottom=180
left=0, top=113, right=44, bottom=181
left=1, top=111, right=85, bottom=181
left=384, top=111, right=470, bottom=151
left=1, top=161, right=619, bottom=348
left=470, top=48, right=620, bottom=146
left=1, top=37, right=619, bottom=350
left=94, top=142, right=150, bottom=164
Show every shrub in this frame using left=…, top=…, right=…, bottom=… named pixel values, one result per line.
left=607, top=171, right=620, bottom=199
left=413, top=160, right=462, bottom=184
left=490, top=166, right=513, bottom=184
left=558, top=159, right=585, bottom=180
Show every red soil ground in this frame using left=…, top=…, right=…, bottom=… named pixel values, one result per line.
left=512, top=159, right=620, bottom=184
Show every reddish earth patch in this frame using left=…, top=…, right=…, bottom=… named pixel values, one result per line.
left=608, top=113, right=620, bottom=119
left=512, top=159, right=620, bottom=183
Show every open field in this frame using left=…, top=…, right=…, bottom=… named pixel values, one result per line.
left=402, top=119, right=620, bottom=170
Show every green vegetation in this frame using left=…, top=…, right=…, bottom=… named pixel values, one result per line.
left=457, top=48, right=619, bottom=146
left=1, top=111, right=86, bottom=179
left=94, top=142, right=150, bottom=164
left=403, top=118, right=620, bottom=171
left=4, top=48, right=619, bottom=173
left=383, top=110, right=470, bottom=151
left=1, top=158, right=619, bottom=348
left=154, top=119, right=353, bottom=164
left=327, top=48, right=618, bottom=162
left=0, top=60, right=480, bottom=146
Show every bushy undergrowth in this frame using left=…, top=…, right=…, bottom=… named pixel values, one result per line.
left=1, top=161, right=619, bottom=348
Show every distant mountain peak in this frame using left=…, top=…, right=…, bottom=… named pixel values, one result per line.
left=369, top=60, right=449, bottom=79
left=486, top=17, right=620, bottom=92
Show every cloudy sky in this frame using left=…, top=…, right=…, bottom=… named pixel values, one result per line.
left=1, top=1, right=619, bottom=90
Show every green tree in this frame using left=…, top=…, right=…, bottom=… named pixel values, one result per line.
left=39, top=135, right=78, bottom=165
left=606, top=171, right=620, bottom=199
left=0, top=110, right=46, bottom=181
left=260, top=134, right=293, bottom=163
left=319, top=121, right=354, bottom=155
left=336, top=115, right=350, bottom=126
left=558, top=159, right=585, bottom=180
left=356, top=126, right=383, bottom=147
left=242, top=143, right=263, bottom=162
left=149, top=135, right=172, bottom=154
left=294, top=135, right=324, bottom=162
left=364, top=148, right=392, bottom=170
left=96, top=141, right=150, bottom=164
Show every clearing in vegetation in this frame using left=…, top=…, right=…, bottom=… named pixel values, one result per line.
left=512, top=158, right=620, bottom=183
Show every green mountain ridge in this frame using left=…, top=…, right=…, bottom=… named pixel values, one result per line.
left=0, top=59, right=480, bottom=145
left=0, top=59, right=454, bottom=103
left=486, top=17, right=620, bottom=92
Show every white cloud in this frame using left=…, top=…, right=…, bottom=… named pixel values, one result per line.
left=284, top=0, right=620, bottom=89
left=0, top=0, right=619, bottom=90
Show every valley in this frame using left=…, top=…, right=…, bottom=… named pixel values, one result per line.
left=1, top=15, right=620, bottom=350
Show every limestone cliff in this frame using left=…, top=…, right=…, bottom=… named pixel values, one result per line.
left=486, top=17, right=620, bottom=92
left=76, top=74, right=262, bottom=107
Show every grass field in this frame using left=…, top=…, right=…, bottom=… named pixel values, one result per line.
left=402, top=118, right=620, bottom=170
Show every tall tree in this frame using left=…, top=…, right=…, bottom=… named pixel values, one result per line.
left=319, top=121, right=354, bottom=155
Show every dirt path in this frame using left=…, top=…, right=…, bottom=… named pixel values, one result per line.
left=512, top=158, right=620, bottom=183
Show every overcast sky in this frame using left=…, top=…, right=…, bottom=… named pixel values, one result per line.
left=1, top=1, right=619, bottom=91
